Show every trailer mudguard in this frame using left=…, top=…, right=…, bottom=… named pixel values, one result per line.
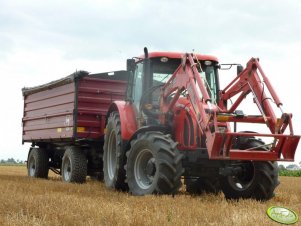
left=107, top=101, right=138, bottom=140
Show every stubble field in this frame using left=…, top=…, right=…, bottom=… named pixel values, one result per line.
left=0, top=165, right=300, bottom=226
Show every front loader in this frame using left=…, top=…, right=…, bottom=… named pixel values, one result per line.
left=103, top=48, right=300, bottom=200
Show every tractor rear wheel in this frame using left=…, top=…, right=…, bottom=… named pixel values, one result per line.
left=103, top=112, right=128, bottom=191
left=185, top=177, right=220, bottom=194
left=126, top=132, right=184, bottom=195
left=220, top=139, right=279, bottom=200
left=61, top=147, right=87, bottom=183
left=27, top=148, right=49, bottom=178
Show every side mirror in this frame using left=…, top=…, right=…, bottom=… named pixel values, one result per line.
left=127, top=59, right=136, bottom=72
left=237, top=64, right=244, bottom=76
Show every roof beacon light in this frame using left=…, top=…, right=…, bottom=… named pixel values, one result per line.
left=204, top=61, right=212, bottom=66
left=161, top=57, right=169, bottom=63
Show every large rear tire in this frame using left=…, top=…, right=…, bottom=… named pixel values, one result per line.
left=61, top=147, right=87, bottom=183
left=27, top=148, right=49, bottom=178
left=220, top=139, right=279, bottom=200
left=103, top=112, right=128, bottom=191
left=185, top=177, right=220, bottom=194
left=126, top=132, right=184, bottom=195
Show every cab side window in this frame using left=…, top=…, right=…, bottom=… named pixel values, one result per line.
left=133, top=62, right=143, bottom=110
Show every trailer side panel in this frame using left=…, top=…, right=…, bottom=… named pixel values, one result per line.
left=22, top=70, right=129, bottom=143
left=76, top=77, right=127, bottom=139
left=22, top=82, right=75, bottom=142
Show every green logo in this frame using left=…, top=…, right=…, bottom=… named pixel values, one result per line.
left=267, top=206, right=298, bottom=224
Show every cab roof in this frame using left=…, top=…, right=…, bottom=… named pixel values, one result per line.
left=138, top=51, right=218, bottom=62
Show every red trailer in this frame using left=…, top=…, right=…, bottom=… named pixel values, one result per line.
left=22, top=70, right=129, bottom=181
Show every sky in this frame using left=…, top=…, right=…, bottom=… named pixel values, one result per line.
left=0, top=0, right=300, bottom=164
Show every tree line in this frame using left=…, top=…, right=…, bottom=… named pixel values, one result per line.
left=0, top=158, right=25, bottom=164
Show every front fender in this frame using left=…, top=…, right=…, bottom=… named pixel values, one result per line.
left=107, top=101, right=138, bottom=140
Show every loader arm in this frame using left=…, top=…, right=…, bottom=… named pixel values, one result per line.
left=221, top=58, right=281, bottom=134
left=160, top=54, right=300, bottom=161
left=160, top=53, right=214, bottom=132
left=160, top=53, right=222, bottom=157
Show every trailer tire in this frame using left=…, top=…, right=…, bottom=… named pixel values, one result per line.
left=103, top=112, right=128, bottom=191
left=185, top=177, right=220, bottom=194
left=126, top=132, right=184, bottom=195
left=220, top=139, right=279, bottom=201
left=61, top=147, right=87, bottom=183
left=27, top=148, right=49, bottom=178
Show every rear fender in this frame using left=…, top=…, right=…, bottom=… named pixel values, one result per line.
left=107, top=101, right=138, bottom=140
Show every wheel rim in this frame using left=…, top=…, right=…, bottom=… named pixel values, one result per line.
left=28, top=156, right=36, bottom=176
left=227, top=162, right=255, bottom=191
left=107, top=130, right=117, bottom=180
left=63, top=157, right=72, bottom=181
left=134, top=149, right=156, bottom=190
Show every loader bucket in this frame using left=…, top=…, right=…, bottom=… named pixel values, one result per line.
left=208, top=132, right=300, bottom=161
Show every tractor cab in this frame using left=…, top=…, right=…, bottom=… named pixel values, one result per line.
left=126, top=48, right=220, bottom=126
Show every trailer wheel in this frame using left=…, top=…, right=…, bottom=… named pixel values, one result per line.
left=220, top=139, right=279, bottom=200
left=103, top=112, right=128, bottom=191
left=61, top=147, right=87, bottom=183
left=185, top=177, right=220, bottom=194
left=27, top=148, right=49, bottom=178
left=126, top=132, right=184, bottom=195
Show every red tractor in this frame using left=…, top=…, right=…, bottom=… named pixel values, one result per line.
left=102, top=48, right=300, bottom=200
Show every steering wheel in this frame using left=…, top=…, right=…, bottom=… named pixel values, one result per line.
left=140, top=85, right=163, bottom=118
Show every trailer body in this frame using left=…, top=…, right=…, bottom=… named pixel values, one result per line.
left=22, top=71, right=128, bottom=143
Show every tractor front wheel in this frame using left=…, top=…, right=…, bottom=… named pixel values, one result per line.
left=220, top=139, right=279, bottom=200
left=126, top=132, right=184, bottom=195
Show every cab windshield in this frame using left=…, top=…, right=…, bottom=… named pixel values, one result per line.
left=151, top=58, right=218, bottom=103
